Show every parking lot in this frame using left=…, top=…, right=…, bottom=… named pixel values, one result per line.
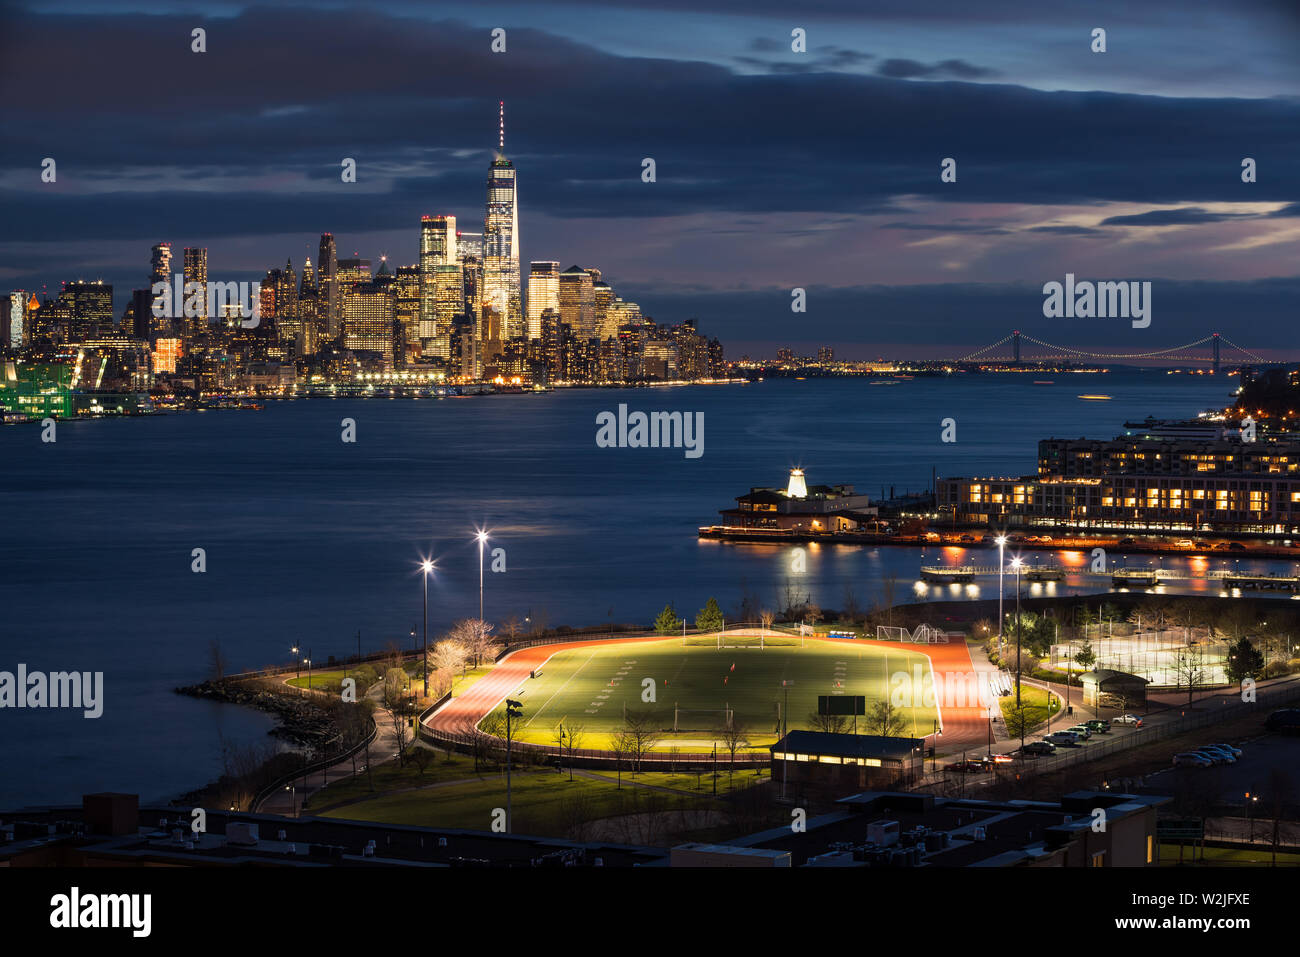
left=1149, top=733, right=1300, bottom=805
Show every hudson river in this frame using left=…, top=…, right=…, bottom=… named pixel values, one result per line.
left=0, top=371, right=1260, bottom=804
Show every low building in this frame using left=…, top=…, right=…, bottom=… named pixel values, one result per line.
left=720, top=468, right=878, bottom=531
left=714, top=789, right=1169, bottom=867
left=770, top=730, right=924, bottom=799
left=1078, top=669, right=1149, bottom=708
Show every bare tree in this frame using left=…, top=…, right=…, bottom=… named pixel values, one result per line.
left=760, top=609, right=775, bottom=636
left=563, top=724, right=585, bottom=781
left=1173, top=644, right=1209, bottom=707
left=447, top=618, right=499, bottom=669
left=381, top=667, right=414, bottom=765
left=865, top=700, right=906, bottom=737
left=207, top=640, right=229, bottom=682
left=718, top=719, right=749, bottom=787
left=807, top=712, right=849, bottom=734
left=880, top=575, right=898, bottom=627
left=623, top=710, right=662, bottom=774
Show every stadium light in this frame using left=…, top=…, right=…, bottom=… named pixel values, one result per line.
left=420, top=559, right=435, bottom=697
left=505, top=698, right=523, bottom=833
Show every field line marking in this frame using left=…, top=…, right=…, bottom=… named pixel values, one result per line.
left=524, top=650, right=597, bottom=728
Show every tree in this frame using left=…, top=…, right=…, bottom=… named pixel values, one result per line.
left=563, top=724, right=584, bottom=781
left=695, top=597, right=724, bottom=633
left=447, top=618, right=497, bottom=668
left=381, top=667, right=415, bottom=765
left=653, top=603, right=682, bottom=635
left=879, top=575, right=898, bottom=627
left=1173, top=644, right=1209, bottom=707
left=428, top=638, right=468, bottom=696
left=804, top=604, right=823, bottom=628
left=622, top=710, right=662, bottom=774
left=1074, top=639, right=1097, bottom=673
left=1003, top=706, right=1034, bottom=749
left=760, top=609, right=776, bottom=636
left=718, top=719, right=749, bottom=787
left=1225, top=637, right=1265, bottom=686
left=842, top=585, right=861, bottom=625
left=865, top=700, right=906, bottom=737
left=807, top=711, right=849, bottom=734
left=207, top=640, right=229, bottom=682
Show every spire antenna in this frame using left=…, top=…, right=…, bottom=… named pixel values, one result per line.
left=498, top=100, right=505, bottom=153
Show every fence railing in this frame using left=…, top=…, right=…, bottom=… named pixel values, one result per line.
left=250, top=718, right=378, bottom=812
left=978, top=678, right=1300, bottom=784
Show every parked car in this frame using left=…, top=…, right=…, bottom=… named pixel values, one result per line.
left=1113, top=714, right=1143, bottom=726
left=1045, top=731, right=1079, bottom=747
left=1198, top=745, right=1236, bottom=763
left=1118, top=538, right=1137, bottom=546
left=1067, top=725, right=1092, bottom=739
left=1228, top=542, right=1247, bottom=551
left=1085, top=719, right=1111, bottom=733
left=1191, top=749, right=1228, bottom=765
left=1207, top=742, right=1243, bottom=757
left=985, top=753, right=1015, bottom=765
left=944, top=759, right=988, bottom=773
left=1173, top=752, right=1213, bottom=768
left=1020, top=741, right=1056, bottom=756
left=1266, top=709, right=1300, bottom=734
left=1174, top=539, right=1194, bottom=548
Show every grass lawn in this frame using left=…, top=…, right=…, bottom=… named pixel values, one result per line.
left=1160, top=844, right=1300, bottom=866
left=998, top=683, right=1056, bottom=732
left=317, top=765, right=740, bottom=835
left=285, top=670, right=350, bottom=692
left=484, top=637, right=938, bottom=751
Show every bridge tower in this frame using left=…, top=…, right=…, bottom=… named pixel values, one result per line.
left=1212, top=333, right=1220, bottom=375
left=1013, top=330, right=1021, bottom=364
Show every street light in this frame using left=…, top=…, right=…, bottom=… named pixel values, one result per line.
left=420, top=559, right=435, bottom=697
left=505, top=698, right=523, bottom=833
left=475, top=529, right=489, bottom=623
left=291, top=645, right=300, bottom=692
left=995, top=535, right=1008, bottom=659
left=1011, top=556, right=1024, bottom=708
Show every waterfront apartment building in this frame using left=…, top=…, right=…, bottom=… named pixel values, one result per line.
left=937, top=435, right=1300, bottom=535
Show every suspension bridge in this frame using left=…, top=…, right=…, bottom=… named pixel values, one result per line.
left=955, top=331, right=1276, bottom=373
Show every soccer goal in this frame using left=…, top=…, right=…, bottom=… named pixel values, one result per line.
left=876, top=624, right=949, bottom=644
left=672, top=706, right=734, bottom=732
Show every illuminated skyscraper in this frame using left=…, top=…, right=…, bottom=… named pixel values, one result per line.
left=150, top=242, right=172, bottom=291
left=181, top=247, right=207, bottom=338
left=527, top=262, right=559, bottom=341
left=318, top=234, right=339, bottom=339
left=559, top=265, right=595, bottom=339
left=343, top=281, right=397, bottom=367
left=483, top=101, right=522, bottom=342
left=419, top=215, right=457, bottom=347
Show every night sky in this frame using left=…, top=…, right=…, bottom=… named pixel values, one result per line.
left=1, top=0, right=1298, bottom=358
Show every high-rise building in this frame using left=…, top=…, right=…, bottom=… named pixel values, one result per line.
left=150, top=242, right=172, bottom=300
left=593, top=280, right=615, bottom=340
left=483, top=102, right=523, bottom=342
left=393, top=265, right=421, bottom=363
left=293, top=256, right=321, bottom=356
left=5, top=292, right=29, bottom=349
left=317, top=234, right=339, bottom=339
left=419, top=215, right=458, bottom=345
left=182, top=247, right=208, bottom=338
left=527, top=262, right=560, bottom=341
left=342, top=282, right=398, bottom=367
left=559, top=265, right=595, bottom=339
left=63, top=281, right=113, bottom=343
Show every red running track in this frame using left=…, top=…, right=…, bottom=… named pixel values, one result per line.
left=424, top=635, right=990, bottom=755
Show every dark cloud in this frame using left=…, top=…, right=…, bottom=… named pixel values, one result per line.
left=876, top=57, right=998, bottom=79
left=1099, top=207, right=1257, bottom=226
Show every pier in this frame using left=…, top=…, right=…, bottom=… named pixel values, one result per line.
left=919, top=563, right=1300, bottom=592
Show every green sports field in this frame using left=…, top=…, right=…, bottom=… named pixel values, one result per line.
left=485, top=636, right=940, bottom=752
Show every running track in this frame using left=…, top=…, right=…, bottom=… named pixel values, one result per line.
left=424, top=633, right=990, bottom=755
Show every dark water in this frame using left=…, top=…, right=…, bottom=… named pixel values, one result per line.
left=0, top=370, right=1263, bottom=804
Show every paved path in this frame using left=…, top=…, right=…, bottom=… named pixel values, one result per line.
left=256, top=678, right=399, bottom=816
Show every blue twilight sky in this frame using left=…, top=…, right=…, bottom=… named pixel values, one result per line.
left=1, top=0, right=1298, bottom=359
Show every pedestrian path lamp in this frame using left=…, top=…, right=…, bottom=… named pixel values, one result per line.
left=505, top=698, right=523, bottom=832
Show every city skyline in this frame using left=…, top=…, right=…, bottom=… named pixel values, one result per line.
left=2, top=2, right=1298, bottom=358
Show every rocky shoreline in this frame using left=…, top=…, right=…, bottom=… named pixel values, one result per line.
left=174, top=679, right=342, bottom=749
